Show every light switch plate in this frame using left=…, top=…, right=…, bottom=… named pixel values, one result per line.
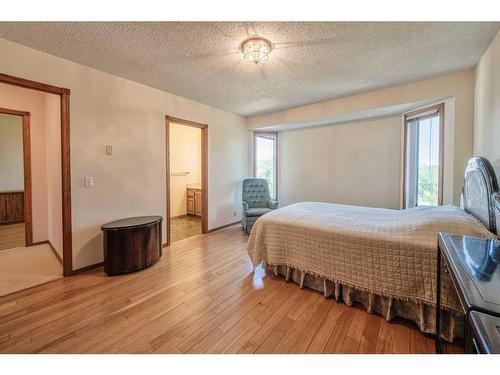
left=105, top=144, right=113, bottom=156
left=84, top=176, right=94, bottom=188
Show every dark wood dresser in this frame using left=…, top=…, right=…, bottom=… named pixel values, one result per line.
left=468, top=311, right=500, bottom=353
left=436, top=233, right=500, bottom=353
left=101, top=216, right=163, bottom=276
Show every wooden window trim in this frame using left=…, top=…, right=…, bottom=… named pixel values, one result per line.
left=165, top=116, right=208, bottom=247
left=402, top=103, right=445, bottom=208
left=253, top=132, right=278, bottom=200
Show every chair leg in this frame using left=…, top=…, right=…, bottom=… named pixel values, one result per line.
left=242, top=223, right=251, bottom=235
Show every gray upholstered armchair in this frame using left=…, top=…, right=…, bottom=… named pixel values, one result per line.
left=241, top=178, right=279, bottom=234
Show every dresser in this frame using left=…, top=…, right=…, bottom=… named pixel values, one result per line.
left=186, top=186, right=202, bottom=217
left=436, top=233, right=500, bottom=353
left=468, top=311, right=500, bottom=353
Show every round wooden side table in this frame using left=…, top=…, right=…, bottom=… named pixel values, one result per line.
left=101, top=216, right=163, bottom=276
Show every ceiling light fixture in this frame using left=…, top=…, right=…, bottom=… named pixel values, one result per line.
left=240, top=37, right=273, bottom=64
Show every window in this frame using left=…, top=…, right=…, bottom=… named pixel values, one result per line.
left=403, top=104, right=444, bottom=208
left=254, top=132, right=277, bottom=199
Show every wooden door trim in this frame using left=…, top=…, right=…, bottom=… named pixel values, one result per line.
left=201, top=127, right=208, bottom=234
left=402, top=103, right=444, bottom=209
left=22, top=112, right=32, bottom=246
left=60, top=89, right=72, bottom=276
left=0, top=72, right=66, bottom=95
left=165, top=116, right=208, bottom=246
left=0, top=74, right=73, bottom=276
left=0, top=107, right=29, bottom=117
left=165, top=115, right=208, bottom=129
left=165, top=120, right=170, bottom=245
left=0, top=107, right=32, bottom=246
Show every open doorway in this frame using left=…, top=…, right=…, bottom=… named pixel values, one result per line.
left=165, top=116, right=208, bottom=246
left=0, top=73, right=71, bottom=278
left=0, top=94, right=63, bottom=296
left=0, top=73, right=72, bottom=296
left=0, top=109, right=31, bottom=251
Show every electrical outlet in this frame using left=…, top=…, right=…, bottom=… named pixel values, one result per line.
left=233, top=211, right=236, bottom=217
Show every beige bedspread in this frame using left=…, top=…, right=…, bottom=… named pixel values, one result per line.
left=247, top=202, right=496, bottom=340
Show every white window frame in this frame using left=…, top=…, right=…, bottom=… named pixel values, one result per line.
left=253, top=132, right=278, bottom=200
left=403, top=103, right=444, bottom=208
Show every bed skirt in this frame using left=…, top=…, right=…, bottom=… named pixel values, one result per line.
left=265, top=262, right=463, bottom=342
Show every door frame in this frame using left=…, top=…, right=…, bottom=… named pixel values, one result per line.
left=0, top=73, right=73, bottom=276
left=165, top=115, right=208, bottom=247
left=0, top=107, right=32, bottom=246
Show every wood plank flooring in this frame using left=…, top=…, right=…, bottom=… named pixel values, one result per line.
left=0, top=223, right=25, bottom=251
left=0, top=225, right=462, bottom=354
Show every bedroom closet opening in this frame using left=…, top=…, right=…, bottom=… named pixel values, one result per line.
left=166, top=116, right=208, bottom=245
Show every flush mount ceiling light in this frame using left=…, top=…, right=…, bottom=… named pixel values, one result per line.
left=240, top=37, right=273, bottom=64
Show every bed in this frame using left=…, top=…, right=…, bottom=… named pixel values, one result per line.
left=247, top=157, right=499, bottom=341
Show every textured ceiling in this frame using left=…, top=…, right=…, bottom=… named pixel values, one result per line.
left=0, top=22, right=498, bottom=117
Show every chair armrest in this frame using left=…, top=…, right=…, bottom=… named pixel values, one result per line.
left=242, top=201, right=249, bottom=212
left=268, top=200, right=279, bottom=210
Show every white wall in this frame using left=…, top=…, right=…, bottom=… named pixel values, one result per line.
left=474, top=30, right=500, bottom=179
left=170, top=123, right=201, bottom=217
left=277, top=116, right=402, bottom=209
left=249, top=71, right=476, bottom=206
left=0, top=114, right=24, bottom=191
left=0, top=38, right=247, bottom=270
left=45, top=94, right=63, bottom=257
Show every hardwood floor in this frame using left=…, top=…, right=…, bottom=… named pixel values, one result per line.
left=0, top=225, right=462, bottom=354
left=0, top=223, right=25, bottom=251
left=171, top=215, right=202, bottom=243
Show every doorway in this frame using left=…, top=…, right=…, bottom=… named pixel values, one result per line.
left=0, top=98, right=63, bottom=296
left=0, top=72, right=72, bottom=280
left=0, top=109, right=31, bottom=250
left=165, top=116, right=208, bottom=246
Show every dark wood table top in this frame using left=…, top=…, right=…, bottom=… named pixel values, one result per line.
left=101, top=216, right=163, bottom=230
left=469, top=311, right=500, bottom=353
left=438, top=233, right=500, bottom=317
